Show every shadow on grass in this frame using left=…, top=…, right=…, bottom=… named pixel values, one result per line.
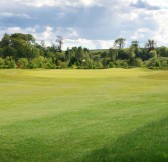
left=80, top=117, right=168, bottom=162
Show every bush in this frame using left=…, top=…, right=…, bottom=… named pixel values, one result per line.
left=43, top=58, right=56, bottom=69
left=145, top=57, right=161, bottom=69
left=17, top=58, right=29, bottom=69
left=0, top=57, right=4, bottom=65
left=160, top=58, right=168, bottom=68
left=109, top=62, right=115, bottom=68
left=157, top=46, right=168, bottom=57
left=0, top=57, right=5, bottom=69
left=114, top=60, right=123, bottom=68
left=149, top=50, right=157, bottom=58
left=4, top=56, right=16, bottom=69
left=29, top=61, right=38, bottom=69
left=122, top=61, right=129, bottom=69
left=31, top=56, right=45, bottom=68
left=56, top=60, right=67, bottom=69
left=94, top=62, right=103, bottom=69
left=134, top=58, right=144, bottom=67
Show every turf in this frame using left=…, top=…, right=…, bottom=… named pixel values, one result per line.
left=0, top=68, right=168, bottom=162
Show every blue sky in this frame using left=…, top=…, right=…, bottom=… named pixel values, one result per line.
left=0, top=0, right=168, bottom=49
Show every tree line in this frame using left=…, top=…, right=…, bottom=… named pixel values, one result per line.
left=0, top=33, right=168, bottom=69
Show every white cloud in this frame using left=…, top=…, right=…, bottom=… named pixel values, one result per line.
left=41, top=26, right=54, bottom=41
left=1, top=0, right=168, bottom=49
left=131, top=27, right=151, bottom=41
left=64, top=39, right=114, bottom=49
left=0, top=25, right=115, bottom=50
left=35, top=26, right=79, bottom=43
left=0, top=26, right=38, bottom=36
left=0, top=0, right=133, bottom=8
left=0, top=12, right=31, bottom=19
left=11, top=0, right=103, bottom=7
left=147, top=0, right=168, bottom=8
left=64, top=39, right=96, bottom=49
left=150, top=9, right=168, bottom=46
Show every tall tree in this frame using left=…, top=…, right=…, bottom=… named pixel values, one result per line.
left=0, top=33, right=11, bottom=47
left=10, top=33, right=35, bottom=44
left=130, top=40, right=142, bottom=58
left=114, top=38, right=126, bottom=49
left=131, top=41, right=139, bottom=49
left=56, top=36, right=63, bottom=52
left=145, top=39, right=156, bottom=51
left=109, top=48, right=118, bottom=61
left=157, top=46, right=168, bottom=57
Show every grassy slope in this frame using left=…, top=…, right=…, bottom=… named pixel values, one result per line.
left=0, top=68, right=168, bottom=162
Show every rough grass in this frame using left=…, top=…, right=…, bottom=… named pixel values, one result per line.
left=0, top=68, right=168, bottom=162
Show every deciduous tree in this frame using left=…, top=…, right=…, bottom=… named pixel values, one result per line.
left=114, top=38, right=126, bottom=49
left=145, top=39, right=156, bottom=51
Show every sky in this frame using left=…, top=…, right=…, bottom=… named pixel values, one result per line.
left=0, top=0, right=168, bottom=50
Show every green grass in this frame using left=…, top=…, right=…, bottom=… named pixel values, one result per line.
left=0, top=68, right=168, bottom=162
left=81, top=117, right=168, bottom=162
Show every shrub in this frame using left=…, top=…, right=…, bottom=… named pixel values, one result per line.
left=43, top=58, right=56, bottom=69
left=145, top=57, right=161, bottom=69
left=4, top=56, right=16, bottom=69
left=0, top=57, right=5, bottom=69
left=56, top=60, right=67, bottom=69
left=17, top=58, right=29, bottom=69
left=160, top=58, right=168, bottom=68
left=109, top=62, right=115, bottom=68
left=134, top=58, right=144, bottom=67
left=149, top=50, right=157, bottom=58
left=122, top=61, right=128, bottom=69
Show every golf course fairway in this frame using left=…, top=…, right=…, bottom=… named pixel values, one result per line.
left=0, top=68, right=168, bottom=162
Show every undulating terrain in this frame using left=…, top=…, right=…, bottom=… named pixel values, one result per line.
left=0, top=68, right=168, bottom=162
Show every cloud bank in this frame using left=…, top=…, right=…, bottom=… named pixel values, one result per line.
left=0, top=0, right=168, bottom=49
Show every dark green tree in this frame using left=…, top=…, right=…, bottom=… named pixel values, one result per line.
left=56, top=35, right=63, bottom=52
left=109, top=48, right=118, bottom=61
left=157, top=46, right=168, bottom=57
left=145, top=39, right=156, bottom=51
left=114, top=38, right=126, bottom=49
left=130, top=41, right=142, bottom=58
left=0, top=33, right=11, bottom=47
left=118, top=49, right=129, bottom=60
